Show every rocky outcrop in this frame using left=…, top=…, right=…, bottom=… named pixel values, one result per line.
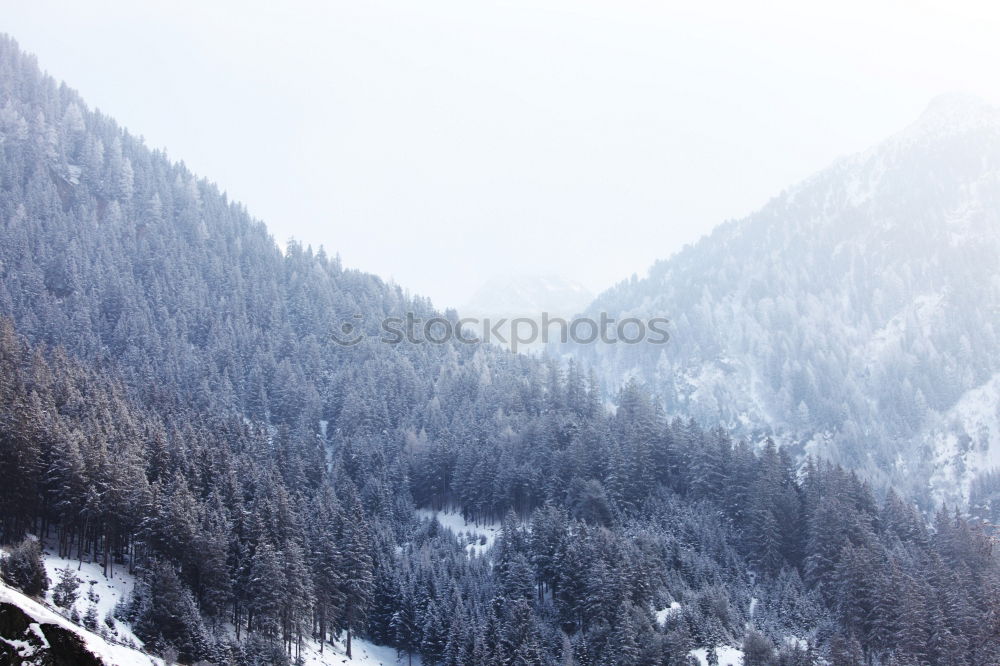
left=0, top=601, right=103, bottom=666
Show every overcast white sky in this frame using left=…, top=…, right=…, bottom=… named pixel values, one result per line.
left=4, top=0, right=1000, bottom=308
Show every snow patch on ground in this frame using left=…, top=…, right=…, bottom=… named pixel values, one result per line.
left=654, top=601, right=681, bottom=626
left=297, top=633, right=420, bottom=666
left=689, top=645, right=744, bottom=666
left=784, top=635, right=809, bottom=651
left=38, top=543, right=145, bottom=650
left=862, top=293, right=943, bottom=363
left=415, top=508, right=500, bottom=557
left=927, top=372, right=1000, bottom=504
left=0, top=579, right=163, bottom=665
left=3, top=543, right=413, bottom=666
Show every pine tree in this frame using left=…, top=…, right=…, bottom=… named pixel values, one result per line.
left=502, top=598, right=546, bottom=665
left=420, top=599, right=448, bottom=663
left=310, top=486, right=345, bottom=652
left=52, top=565, right=80, bottom=609
left=247, top=541, right=287, bottom=637
left=128, top=560, right=212, bottom=663
left=280, top=539, right=314, bottom=658
left=741, top=629, right=776, bottom=666
left=337, top=484, right=374, bottom=659
left=610, top=604, right=640, bottom=666
left=0, top=537, right=48, bottom=596
left=391, top=579, right=420, bottom=666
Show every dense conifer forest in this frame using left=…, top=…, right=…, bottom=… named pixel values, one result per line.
left=560, top=93, right=1000, bottom=508
left=2, top=34, right=1000, bottom=665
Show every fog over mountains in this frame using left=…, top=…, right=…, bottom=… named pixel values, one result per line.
left=462, top=275, right=594, bottom=319
left=3, top=32, right=1000, bottom=666
left=563, top=93, right=1000, bottom=509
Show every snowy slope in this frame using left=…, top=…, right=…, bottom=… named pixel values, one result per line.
left=1, top=577, right=412, bottom=666
left=563, top=94, right=1000, bottom=504
left=415, top=508, right=501, bottom=557
left=37, top=543, right=146, bottom=651
left=2, top=544, right=416, bottom=666
left=297, top=635, right=419, bottom=666
left=928, top=372, right=1000, bottom=504
left=0, top=579, right=163, bottom=666
left=653, top=601, right=681, bottom=626
left=689, top=646, right=744, bottom=666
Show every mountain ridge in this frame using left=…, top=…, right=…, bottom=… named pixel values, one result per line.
left=4, top=32, right=1000, bottom=666
left=566, top=94, right=1000, bottom=507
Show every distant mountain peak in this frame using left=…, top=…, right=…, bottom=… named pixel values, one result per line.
left=923, top=91, right=993, bottom=114
left=462, top=274, right=594, bottom=317
left=903, top=92, right=1000, bottom=140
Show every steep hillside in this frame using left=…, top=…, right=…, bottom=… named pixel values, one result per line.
left=563, top=94, right=1000, bottom=506
left=0, top=578, right=163, bottom=666
left=0, top=35, right=462, bottom=433
left=4, top=33, right=1000, bottom=666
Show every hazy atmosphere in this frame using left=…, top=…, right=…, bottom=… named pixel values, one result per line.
left=6, top=0, right=1000, bottom=307
left=5, top=3, right=1000, bottom=665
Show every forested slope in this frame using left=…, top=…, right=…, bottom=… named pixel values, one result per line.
left=2, top=34, right=1000, bottom=665
left=561, top=94, right=1000, bottom=508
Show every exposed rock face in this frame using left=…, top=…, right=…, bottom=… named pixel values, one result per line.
left=0, top=601, right=104, bottom=666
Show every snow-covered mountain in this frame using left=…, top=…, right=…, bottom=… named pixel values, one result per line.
left=460, top=275, right=596, bottom=352
left=461, top=274, right=594, bottom=318
left=562, top=94, right=1000, bottom=507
